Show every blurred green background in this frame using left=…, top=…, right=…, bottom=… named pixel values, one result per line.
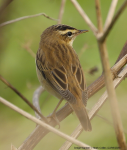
left=0, top=0, right=127, bottom=149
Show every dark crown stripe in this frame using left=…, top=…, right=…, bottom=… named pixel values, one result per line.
left=55, top=25, right=76, bottom=31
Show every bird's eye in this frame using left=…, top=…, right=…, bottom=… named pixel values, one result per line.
left=67, top=32, right=72, bottom=36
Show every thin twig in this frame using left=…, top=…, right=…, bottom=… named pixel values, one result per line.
left=98, top=0, right=127, bottom=42
left=71, top=0, right=98, bottom=36
left=0, top=13, right=58, bottom=27
left=22, top=41, right=36, bottom=58
left=115, top=41, right=127, bottom=64
left=0, top=97, right=97, bottom=150
left=33, top=86, right=45, bottom=119
left=0, top=75, right=48, bottom=123
left=57, top=0, right=66, bottom=24
left=95, top=0, right=103, bottom=32
left=104, top=0, right=118, bottom=30
left=59, top=65, right=127, bottom=150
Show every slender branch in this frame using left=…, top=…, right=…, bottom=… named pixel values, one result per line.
left=98, top=0, right=127, bottom=42
left=115, top=41, right=127, bottom=64
left=22, top=42, right=36, bottom=58
left=57, top=0, right=66, bottom=24
left=0, top=75, right=48, bottom=123
left=0, top=13, right=58, bottom=27
left=0, top=97, right=96, bottom=150
left=104, top=0, right=118, bottom=30
left=71, top=0, right=98, bottom=36
left=33, top=86, right=45, bottom=119
left=98, top=41, right=127, bottom=150
left=95, top=0, right=103, bottom=32
left=60, top=65, right=127, bottom=150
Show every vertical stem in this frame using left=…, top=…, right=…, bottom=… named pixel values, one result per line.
left=98, top=42, right=127, bottom=150
left=95, top=0, right=127, bottom=149
left=95, top=0, right=103, bottom=32
left=71, top=0, right=98, bottom=36
left=57, top=0, right=66, bottom=24
left=104, top=0, right=118, bottom=30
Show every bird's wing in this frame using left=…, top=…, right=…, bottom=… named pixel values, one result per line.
left=36, top=49, right=87, bottom=105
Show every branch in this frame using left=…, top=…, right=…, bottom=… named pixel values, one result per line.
left=57, top=0, right=66, bottom=24
left=98, top=0, right=127, bottom=42
left=95, top=0, right=103, bottom=32
left=22, top=41, right=36, bottom=58
left=98, top=41, right=127, bottom=150
left=71, top=0, right=98, bottom=36
left=60, top=65, right=127, bottom=150
left=0, top=97, right=97, bottom=150
left=104, top=0, right=118, bottom=30
left=115, top=41, right=127, bottom=64
left=0, top=75, right=48, bottom=123
left=33, top=86, right=45, bottom=119
left=0, top=13, right=58, bottom=27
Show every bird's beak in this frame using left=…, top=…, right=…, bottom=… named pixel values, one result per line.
left=77, top=30, right=88, bottom=35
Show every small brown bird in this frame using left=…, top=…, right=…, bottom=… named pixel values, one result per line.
left=36, top=24, right=92, bottom=131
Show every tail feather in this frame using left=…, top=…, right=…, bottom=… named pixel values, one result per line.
left=70, top=101, right=92, bottom=131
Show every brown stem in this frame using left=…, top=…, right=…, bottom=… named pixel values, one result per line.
left=95, top=0, right=103, bottom=33
left=57, top=0, right=66, bottom=24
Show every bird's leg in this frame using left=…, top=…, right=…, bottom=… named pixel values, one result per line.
left=48, top=98, right=63, bottom=128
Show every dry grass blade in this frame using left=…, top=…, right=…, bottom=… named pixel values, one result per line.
left=0, top=97, right=97, bottom=150
left=0, top=13, right=58, bottom=27
left=71, top=0, right=98, bottom=36
left=60, top=65, right=127, bottom=150
left=104, top=0, right=118, bottom=30
left=0, top=75, right=48, bottom=123
left=57, top=0, right=66, bottom=24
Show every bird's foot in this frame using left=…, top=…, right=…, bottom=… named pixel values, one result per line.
left=48, top=98, right=64, bottom=128
left=48, top=112, right=60, bottom=129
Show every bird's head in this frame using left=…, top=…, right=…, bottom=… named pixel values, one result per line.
left=41, top=24, right=88, bottom=46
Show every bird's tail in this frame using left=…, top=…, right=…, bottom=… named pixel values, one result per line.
left=70, top=100, right=92, bottom=131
